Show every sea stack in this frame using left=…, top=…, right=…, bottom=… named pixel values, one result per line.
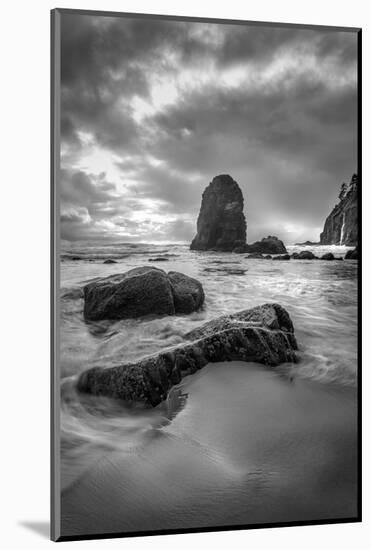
left=320, top=174, right=358, bottom=246
left=190, top=174, right=246, bottom=251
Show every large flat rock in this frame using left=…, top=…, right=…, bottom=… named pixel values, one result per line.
left=77, top=303, right=298, bottom=406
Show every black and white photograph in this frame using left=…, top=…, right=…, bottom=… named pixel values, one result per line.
left=52, top=8, right=360, bottom=541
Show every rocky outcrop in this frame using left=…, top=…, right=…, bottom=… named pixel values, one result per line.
left=345, top=247, right=358, bottom=260
left=83, top=267, right=204, bottom=321
left=77, top=303, right=298, bottom=406
left=190, top=174, right=246, bottom=251
left=245, top=236, right=287, bottom=255
left=320, top=174, right=358, bottom=246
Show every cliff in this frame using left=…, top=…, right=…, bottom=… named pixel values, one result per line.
left=320, top=174, right=358, bottom=246
left=190, top=174, right=246, bottom=251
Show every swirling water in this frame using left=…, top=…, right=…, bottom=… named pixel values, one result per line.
left=59, top=242, right=358, bottom=531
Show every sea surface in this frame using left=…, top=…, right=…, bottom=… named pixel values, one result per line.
left=59, top=242, right=358, bottom=535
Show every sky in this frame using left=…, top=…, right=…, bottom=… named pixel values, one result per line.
left=60, top=13, right=358, bottom=245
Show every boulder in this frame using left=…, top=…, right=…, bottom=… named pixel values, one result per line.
left=321, top=252, right=335, bottom=260
left=103, top=259, right=117, bottom=264
left=245, top=236, right=287, bottom=254
left=273, top=254, right=291, bottom=261
left=168, top=271, right=204, bottom=314
left=148, top=257, right=169, bottom=262
left=83, top=267, right=204, bottom=321
left=292, top=251, right=318, bottom=260
left=77, top=303, right=298, bottom=406
left=190, top=175, right=247, bottom=251
left=345, top=247, right=358, bottom=260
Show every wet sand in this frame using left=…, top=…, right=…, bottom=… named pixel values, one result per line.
left=61, top=361, right=358, bottom=537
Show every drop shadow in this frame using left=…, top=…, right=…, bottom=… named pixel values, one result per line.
left=19, top=521, right=49, bottom=539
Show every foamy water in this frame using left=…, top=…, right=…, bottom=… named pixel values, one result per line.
left=59, top=242, right=358, bottom=494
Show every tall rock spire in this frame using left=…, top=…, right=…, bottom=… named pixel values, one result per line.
left=190, top=174, right=247, bottom=251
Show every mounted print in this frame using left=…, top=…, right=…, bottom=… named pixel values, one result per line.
left=51, top=8, right=361, bottom=542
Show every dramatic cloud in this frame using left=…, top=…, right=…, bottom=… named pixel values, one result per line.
left=60, top=13, right=358, bottom=243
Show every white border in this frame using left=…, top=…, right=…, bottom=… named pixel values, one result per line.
left=2, top=1, right=369, bottom=548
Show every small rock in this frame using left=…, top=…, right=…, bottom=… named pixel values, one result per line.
left=292, top=251, right=318, bottom=260
left=345, top=247, right=358, bottom=260
left=245, top=236, right=287, bottom=255
left=245, top=253, right=264, bottom=259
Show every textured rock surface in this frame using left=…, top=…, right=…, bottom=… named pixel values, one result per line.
left=320, top=174, right=358, bottom=246
left=168, top=271, right=205, bottom=314
left=245, top=236, right=287, bottom=254
left=190, top=174, right=246, bottom=251
left=83, top=267, right=204, bottom=321
left=77, top=303, right=298, bottom=406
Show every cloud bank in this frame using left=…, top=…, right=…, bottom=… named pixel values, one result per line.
left=60, top=13, right=358, bottom=244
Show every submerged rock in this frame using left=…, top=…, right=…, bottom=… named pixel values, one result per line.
left=320, top=174, right=358, bottom=246
left=190, top=174, right=247, bottom=251
left=83, top=267, right=204, bottom=321
left=292, top=251, right=318, bottom=260
left=245, top=236, right=287, bottom=255
left=203, top=267, right=247, bottom=275
left=321, top=252, right=335, bottom=261
left=148, top=257, right=169, bottom=262
left=77, top=303, right=298, bottom=406
left=273, top=254, right=291, bottom=261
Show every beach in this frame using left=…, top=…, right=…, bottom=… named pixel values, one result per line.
left=59, top=243, right=358, bottom=536
left=61, top=362, right=357, bottom=536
